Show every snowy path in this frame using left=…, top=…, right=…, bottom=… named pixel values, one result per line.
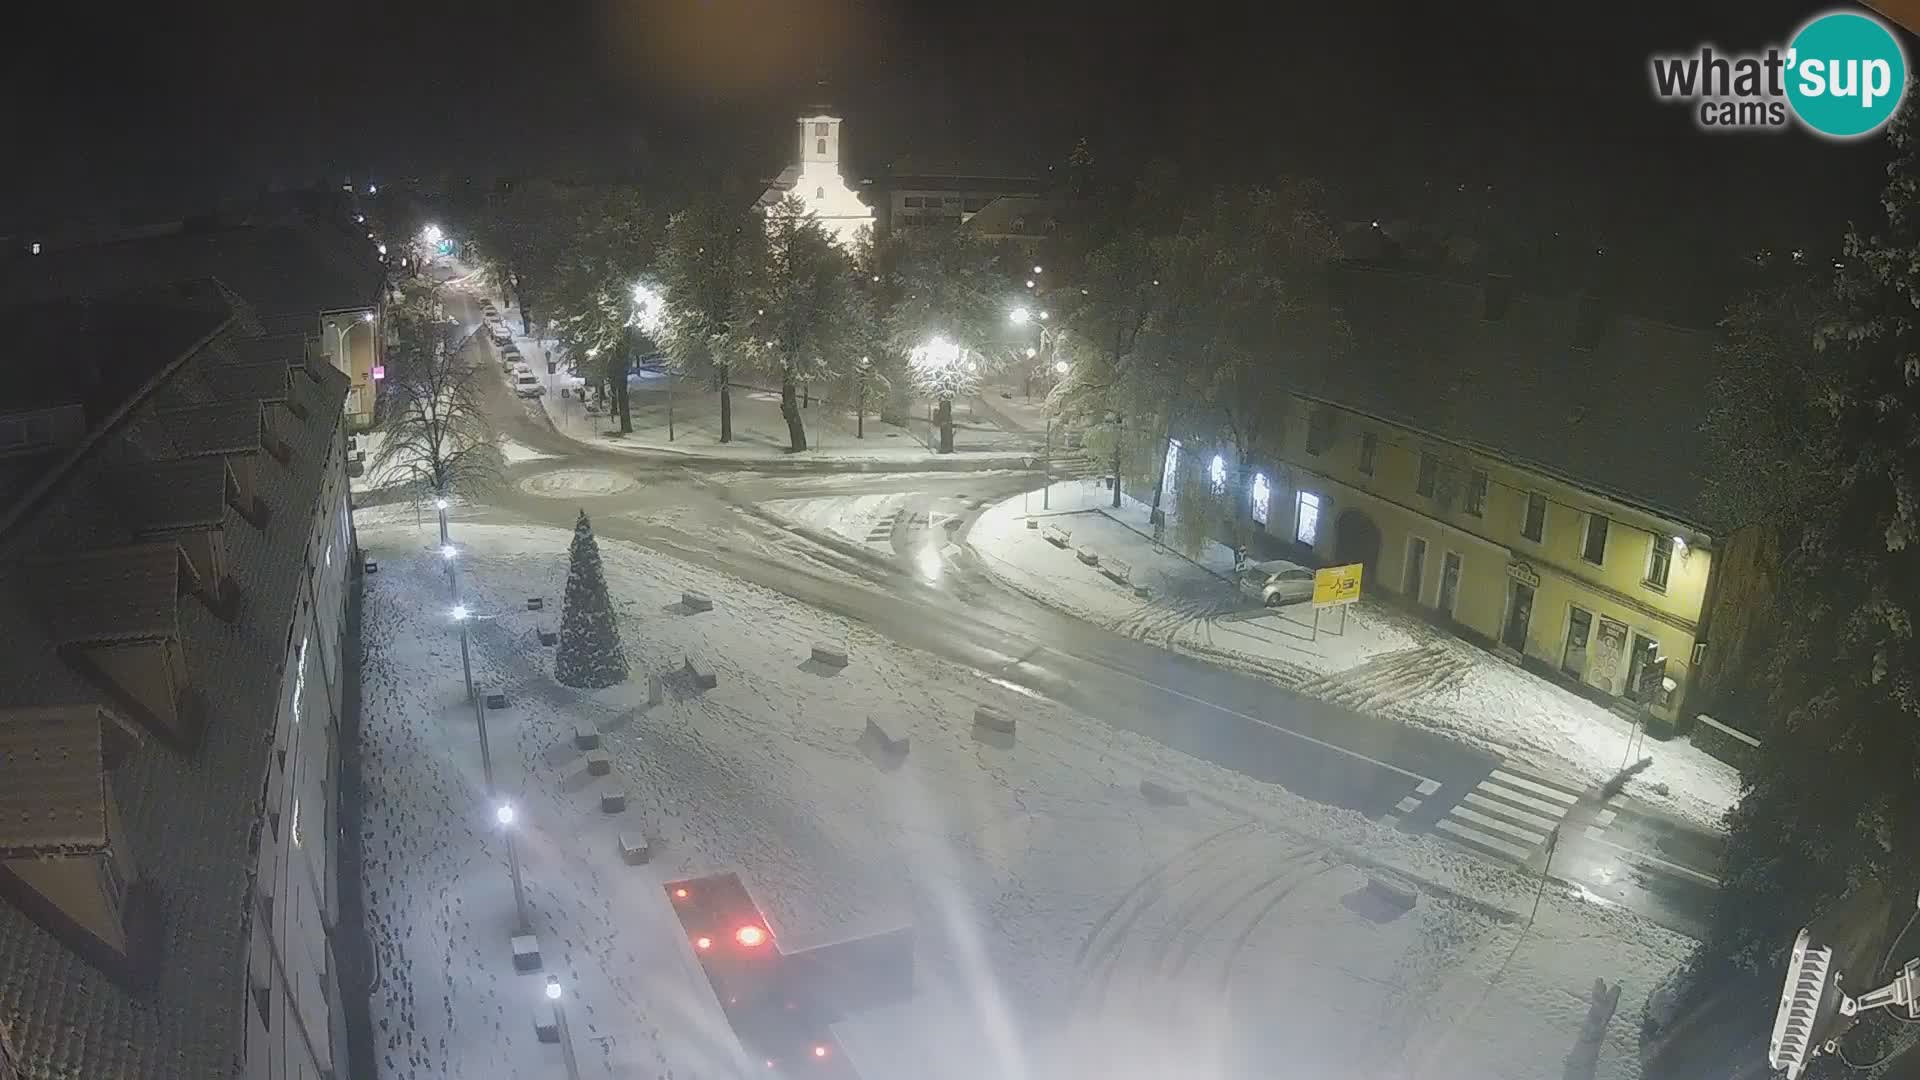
left=357, top=522, right=1695, bottom=1079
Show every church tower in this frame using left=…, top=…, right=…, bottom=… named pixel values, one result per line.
left=761, top=99, right=872, bottom=248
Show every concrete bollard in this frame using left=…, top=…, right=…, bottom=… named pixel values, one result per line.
left=1025, top=518, right=1039, bottom=529
left=1139, top=778, right=1189, bottom=806
left=648, top=673, right=663, bottom=706
left=682, top=590, right=714, bottom=613
left=485, top=691, right=508, bottom=710
left=363, top=561, right=378, bottom=574
left=526, top=597, right=544, bottom=611
left=1075, top=547, right=1100, bottom=566
left=538, top=629, right=558, bottom=646
left=681, top=655, right=718, bottom=690
left=512, top=933, right=541, bottom=972
left=534, top=1007, right=559, bottom=1042
left=811, top=642, right=849, bottom=668
left=973, top=705, right=1016, bottom=737
left=600, top=790, right=627, bottom=813
left=573, top=724, right=600, bottom=751
left=860, top=717, right=911, bottom=762
left=620, top=833, right=651, bottom=865
left=585, top=749, right=611, bottom=776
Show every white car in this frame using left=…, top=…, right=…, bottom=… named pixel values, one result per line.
left=513, top=372, right=546, bottom=397
left=490, top=325, right=513, bottom=347
left=1239, top=559, right=1316, bottom=607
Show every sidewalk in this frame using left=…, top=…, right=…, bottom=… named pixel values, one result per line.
left=966, top=479, right=1742, bottom=832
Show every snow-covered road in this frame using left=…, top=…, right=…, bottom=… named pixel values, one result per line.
left=358, top=522, right=1693, bottom=1080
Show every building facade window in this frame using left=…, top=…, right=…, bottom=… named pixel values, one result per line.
left=1521, top=492, right=1547, bottom=542
left=1416, top=453, right=1438, bottom=497
left=1306, top=409, right=1333, bottom=455
left=1581, top=513, right=1610, bottom=565
left=1645, top=534, right=1673, bottom=590
left=1295, top=491, right=1321, bottom=546
left=816, top=138, right=826, bottom=155
left=1359, top=432, right=1377, bottom=475
left=1251, top=473, right=1271, bottom=526
left=1209, top=454, right=1227, bottom=495
left=815, top=122, right=829, bottom=136
left=1465, top=470, right=1488, bottom=516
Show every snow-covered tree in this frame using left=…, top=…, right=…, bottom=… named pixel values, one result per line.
left=1681, top=112, right=1920, bottom=1064
left=887, top=223, right=1008, bottom=453
left=555, top=511, right=628, bottom=689
left=729, top=196, right=861, bottom=452
left=658, top=193, right=762, bottom=443
left=541, top=187, right=663, bottom=433
left=369, top=280, right=503, bottom=503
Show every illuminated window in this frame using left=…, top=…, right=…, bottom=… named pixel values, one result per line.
left=1251, top=473, right=1271, bottom=525
left=1359, top=432, right=1377, bottom=475
left=816, top=138, right=827, bottom=155
left=1209, top=454, right=1227, bottom=495
left=1295, top=491, right=1321, bottom=546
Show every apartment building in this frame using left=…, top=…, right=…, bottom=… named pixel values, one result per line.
left=0, top=278, right=355, bottom=1079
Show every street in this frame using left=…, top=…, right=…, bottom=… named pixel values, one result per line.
left=387, top=287, right=1730, bottom=940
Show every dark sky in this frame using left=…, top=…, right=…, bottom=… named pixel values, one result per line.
left=3, top=0, right=1902, bottom=307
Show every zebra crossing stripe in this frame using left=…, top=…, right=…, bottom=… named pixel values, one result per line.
left=1462, top=793, right=1559, bottom=833
left=1469, top=782, right=1571, bottom=819
left=1394, top=795, right=1421, bottom=814
left=1436, top=819, right=1534, bottom=861
left=1416, top=779, right=1441, bottom=796
left=1488, top=770, right=1580, bottom=804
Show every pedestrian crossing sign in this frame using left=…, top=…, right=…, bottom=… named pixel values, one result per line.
left=1313, top=563, right=1363, bottom=608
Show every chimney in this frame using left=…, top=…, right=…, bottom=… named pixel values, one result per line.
left=1573, top=294, right=1606, bottom=350
left=1482, top=274, right=1513, bottom=321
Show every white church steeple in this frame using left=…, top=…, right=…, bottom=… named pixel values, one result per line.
left=769, top=110, right=872, bottom=248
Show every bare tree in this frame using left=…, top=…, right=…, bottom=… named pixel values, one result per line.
left=370, top=282, right=504, bottom=503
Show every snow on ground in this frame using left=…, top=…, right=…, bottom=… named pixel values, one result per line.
left=761, top=494, right=907, bottom=547
left=515, top=468, right=638, bottom=498
left=968, top=482, right=1741, bottom=831
left=357, top=520, right=1694, bottom=1080
left=501, top=438, right=557, bottom=463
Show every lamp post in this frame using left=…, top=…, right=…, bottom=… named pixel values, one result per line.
left=496, top=802, right=531, bottom=935
left=545, top=978, right=583, bottom=1080
left=450, top=602, right=495, bottom=794
left=910, top=336, right=966, bottom=454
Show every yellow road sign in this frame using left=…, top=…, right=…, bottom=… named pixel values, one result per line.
left=1313, top=563, right=1364, bottom=608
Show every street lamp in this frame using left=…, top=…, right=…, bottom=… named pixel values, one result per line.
left=1010, top=305, right=1032, bottom=326
left=449, top=605, right=494, bottom=792
left=496, top=801, right=531, bottom=935
left=544, top=977, right=583, bottom=1080
left=910, top=337, right=966, bottom=454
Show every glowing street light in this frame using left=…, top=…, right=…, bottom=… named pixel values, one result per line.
left=421, top=223, right=444, bottom=245
left=450, top=604, right=470, bottom=622
left=440, top=544, right=457, bottom=560
left=544, top=977, right=583, bottom=1080
left=1054, top=359, right=1070, bottom=375
left=1025, top=346, right=1039, bottom=359
left=1033, top=264, right=1044, bottom=274
left=497, top=801, right=530, bottom=934
left=1009, top=306, right=1032, bottom=325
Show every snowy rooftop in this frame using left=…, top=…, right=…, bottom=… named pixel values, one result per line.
left=0, top=289, right=348, bottom=1078
left=1308, top=264, right=1718, bottom=527
left=153, top=400, right=264, bottom=457
left=106, top=458, right=234, bottom=533
left=0, top=706, right=139, bottom=858
left=22, top=542, right=186, bottom=645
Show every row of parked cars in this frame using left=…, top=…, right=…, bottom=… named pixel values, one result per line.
left=480, top=301, right=545, bottom=398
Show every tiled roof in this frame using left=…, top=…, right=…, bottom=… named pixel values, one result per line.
left=0, top=288, right=230, bottom=419
left=0, top=706, right=140, bottom=859
left=200, top=361, right=290, bottom=404
left=105, top=459, right=231, bottom=534
left=0, top=221, right=380, bottom=322
left=153, top=401, right=262, bottom=457
left=222, top=332, right=308, bottom=369
left=0, top=300, right=348, bottom=1078
left=22, top=543, right=185, bottom=645
left=1299, top=263, right=1717, bottom=528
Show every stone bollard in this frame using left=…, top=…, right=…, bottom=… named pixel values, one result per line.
left=585, top=749, right=611, bottom=776
left=538, top=629, right=558, bottom=646
left=811, top=642, right=849, bottom=668
left=973, top=705, right=1015, bottom=735
left=534, top=1007, right=559, bottom=1042
left=363, top=560, right=379, bottom=574
left=682, top=590, right=713, bottom=613
left=1075, top=546, right=1100, bottom=566
left=485, top=691, right=508, bottom=710
left=600, top=790, right=627, bottom=814
left=859, top=717, right=911, bottom=769
left=620, top=833, right=651, bottom=865
left=573, top=724, right=600, bottom=751
left=512, top=933, right=542, bottom=972
left=526, top=597, right=544, bottom=611
left=1139, top=778, right=1189, bottom=806
left=648, top=673, right=663, bottom=706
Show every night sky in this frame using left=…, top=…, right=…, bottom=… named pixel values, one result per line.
left=3, top=0, right=1904, bottom=309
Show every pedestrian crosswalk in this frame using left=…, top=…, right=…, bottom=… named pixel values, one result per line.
left=1434, top=766, right=1582, bottom=863
left=864, top=510, right=902, bottom=546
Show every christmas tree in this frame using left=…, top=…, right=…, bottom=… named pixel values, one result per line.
left=555, top=510, right=629, bottom=688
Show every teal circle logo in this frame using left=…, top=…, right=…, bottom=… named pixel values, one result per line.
left=1786, top=11, right=1907, bottom=139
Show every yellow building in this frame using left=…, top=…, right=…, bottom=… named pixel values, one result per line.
left=1251, top=264, right=1721, bottom=728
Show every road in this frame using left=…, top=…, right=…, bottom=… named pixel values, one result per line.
left=389, top=286, right=1728, bottom=940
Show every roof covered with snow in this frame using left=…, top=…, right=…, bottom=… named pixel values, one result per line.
left=1300, top=263, right=1718, bottom=529
left=0, top=287, right=231, bottom=419
left=0, top=283, right=347, bottom=1078
left=0, top=706, right=140, bottom=859
left=0, top=220, right=381, bottom=331
left=23, top=543, right=186, bottom=645
left=105, top=458, right=233, bottom=534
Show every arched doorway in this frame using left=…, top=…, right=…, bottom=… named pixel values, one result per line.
left=1334, top=509, right=1382, bottom=575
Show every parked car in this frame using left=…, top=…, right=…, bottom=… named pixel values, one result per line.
left=1238, top=559, right=1315, bottom=607
left=513, top=371, right=546, bottom=397
left=490, top=325, right=513, bottom=347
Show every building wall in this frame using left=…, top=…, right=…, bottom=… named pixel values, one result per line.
left=243, top=419, right=352, bottom=1080
left=319, top=310, right=378, bottom=432
left=1259, top=395, right=1714, bottom=723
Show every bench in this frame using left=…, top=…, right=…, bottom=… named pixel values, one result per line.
left=600, top=790, right=628, bottom=813
left=526, top=596, right=544, bottom=611
left=681, top=654, right=718, bottom=690
left=513, top=933, right=542, bottom=973
left=862, top=717, right=910, bottom=759
left=1101, top=558, right=1132, bottom=585
left=1074, top=546, right=1100, bottom=566
left=1043, top=523, right=1073, bottom=548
